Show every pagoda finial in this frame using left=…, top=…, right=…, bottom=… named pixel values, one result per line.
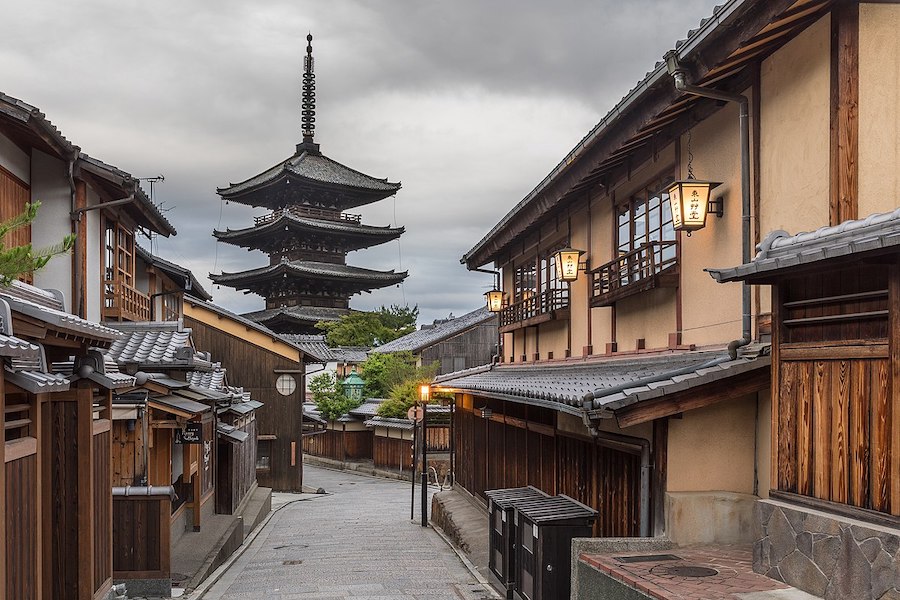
left=297, top=33, right=321, bottom=155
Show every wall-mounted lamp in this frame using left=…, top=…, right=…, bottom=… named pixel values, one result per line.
left=667, top=180, right=723, bottom=235
left=553, top=247, right=587, bottom=282
left=484, top=289, right=505, bottom=312
left=419, top=384, right=431, bottom=403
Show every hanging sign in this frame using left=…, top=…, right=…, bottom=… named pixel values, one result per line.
left=175, top=422, right=202, bottom=444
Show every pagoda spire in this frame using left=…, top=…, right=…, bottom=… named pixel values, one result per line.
left=297, top=33, right=321, bottom=155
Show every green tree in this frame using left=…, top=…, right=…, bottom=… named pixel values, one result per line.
left=359, top=351, right=418, bottom=399
left=316, top=304, right=419, bottom=347
left=309, top=371, right=362, bottom=421
left=0, top=202, right=75, bottom=285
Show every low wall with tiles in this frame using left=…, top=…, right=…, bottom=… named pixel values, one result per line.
left=754, top=498, right=900, bottom=600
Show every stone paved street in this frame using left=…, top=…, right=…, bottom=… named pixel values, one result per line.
left=199, top=465, right=496, bottom=600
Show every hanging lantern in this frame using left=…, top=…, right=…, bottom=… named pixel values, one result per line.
left=667, top=179, right=722, bottom=234
left=485, top=289, right=505, bottom=312
left=341, top=369, right=365, bottom=401
left=419, top=384, right=431, bottom=403
left=554, top=247, right=586, bottom=282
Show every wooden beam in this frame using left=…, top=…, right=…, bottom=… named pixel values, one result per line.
left=829, top=1, right=859, bottom=225
left=614, top=368, right=770, bottom=428
left=890, top=264, right=900, bottom=516
left=73, top=180, right=88, bottom=318
left=0, top=373, right=5, bottom=600
left=76, top=385, right=94, bottom=600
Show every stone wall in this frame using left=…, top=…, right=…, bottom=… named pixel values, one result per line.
left=754, top=499, right=900, bottom=600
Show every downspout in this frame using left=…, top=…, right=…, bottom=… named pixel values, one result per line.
left=66, top=152, right=81, bottom=315
left=664, top=51, right=752, bottom=359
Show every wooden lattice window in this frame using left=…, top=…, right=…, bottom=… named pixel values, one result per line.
left=616, top=175, right=676, bottom=265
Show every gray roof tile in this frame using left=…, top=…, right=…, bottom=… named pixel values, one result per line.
left=372, top=307, right=496, bottom=354
left=211, top=260, right=407, bottom=285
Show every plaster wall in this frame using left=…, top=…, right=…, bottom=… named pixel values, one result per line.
left=613, top=287, right=676, bottom=350
left=678, top=102, right=745, bottom=347
left=858, top=3, right=900, bottom=218
left=0, top=132, right=29, bottom=183
left=85, top=187, right=102, bottom=322
left=535, top=319, right=568, bottom=360
left=759, top=14, right=831, bottom=236
left=30, top=149, right=72, bottom=305
left=568, top=201, right=591, bottom=354
left=666, top=394, right=757, bottom=494
left=756, top=388, right=772, bottom=499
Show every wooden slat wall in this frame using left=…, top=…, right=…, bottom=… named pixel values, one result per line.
left=373, top=435, right=414, bottom=472
left=301, top=429, right=372, bottom=461
left=46, top=400, right=79, bottom=600
left=454, top=401, right=641, bottom=537
left=92, top=429, right=111, bottom=593
left=112, top=496, right=167, bottom=576
left=0, top=166, right=31, bottom=255
left=5, top=453, right=37, bottom=600
left=112, top=419, right=145, bottom=487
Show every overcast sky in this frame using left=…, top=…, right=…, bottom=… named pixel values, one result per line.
left=2, top=0, right=722, bottom=326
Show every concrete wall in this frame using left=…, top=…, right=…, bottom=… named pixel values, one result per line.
left=858, top=3, right=900, bottom=218
left=759, top=14, right=831, bottom=236
left=30, top=150, right=73, bottom=305
left=0, top=131, right=29, bottom=183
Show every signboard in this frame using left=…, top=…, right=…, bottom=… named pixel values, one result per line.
left=407, top=406, right=423, bottom=422
left=175, top=422, right=202, bottom=445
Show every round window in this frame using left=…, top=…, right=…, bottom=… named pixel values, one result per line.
left=275, top=374, right=297, bottom=396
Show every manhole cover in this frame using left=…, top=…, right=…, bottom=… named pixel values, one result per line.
left=664, top=565, right=718, bottom=577
left=616, top=554, right=682, bottom=563
left=171, top=572, right=189, bottom=583
left=283, top=560, right=303, bottom=565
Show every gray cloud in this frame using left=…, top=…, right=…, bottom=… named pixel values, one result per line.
left=2, top=0, right=722, bottom=325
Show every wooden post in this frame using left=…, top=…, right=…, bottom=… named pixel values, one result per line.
left=829, top=1, right=859, bottom=226
left=889, top=263, right=900, bottom=516
left=76, top=384, right=94, bottom=600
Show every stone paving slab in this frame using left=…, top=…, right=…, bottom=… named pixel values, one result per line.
left=197, top=465, right=495, bottom=600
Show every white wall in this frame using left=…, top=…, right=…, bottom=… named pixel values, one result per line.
left=30, top=150, right=72, bottom=307
left=85, top=188, right=102, bottom=322
left=0, top=132, right=29, bottom=183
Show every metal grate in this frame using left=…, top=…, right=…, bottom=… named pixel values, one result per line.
left=615, top=554, right=682, bottom=563
left=283, top=560, right=304, bottom=565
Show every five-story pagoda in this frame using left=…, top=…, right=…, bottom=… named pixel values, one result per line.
left=212, top=35, right=407, bottom=334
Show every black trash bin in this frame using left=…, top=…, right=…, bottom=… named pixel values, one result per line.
left=484, top=486, right=549, bottom=599
left=513, top=494, right=597, bottom=600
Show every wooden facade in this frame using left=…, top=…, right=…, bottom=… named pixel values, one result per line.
left=185, top=302, right=306, bottom=492
left=302, top=425, right=373, bottom=462
left=770, top=262, right=899, bottom=517
left=216, top=414, right=259, bottom=515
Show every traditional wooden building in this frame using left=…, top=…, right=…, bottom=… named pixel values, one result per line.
left=370, top=307, right=498, bottom=374
left=437, top=0, right=900, bottom=596
left=184, top=296, right=306, bottom=492
left=211, top=35, right=406, bottom=334
left=0, top=281, right=124, bottom=600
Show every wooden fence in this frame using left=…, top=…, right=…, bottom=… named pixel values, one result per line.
left=112, top=494, right=171, bottom=581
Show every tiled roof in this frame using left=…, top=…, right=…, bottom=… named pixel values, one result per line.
left=246, top=305, right=351, bottom=327
left=136, top=246, right=212, bottom=300
left=372, top=307, right=495, bottom=354
left=186, top=365, right=226, bottom=390
left=5, top=367, right=70, bottom=393
left=282, top=334, right=333, bottom=362
left=331, top=346, right=370, bottom=363
left=214, top=212, right=403, bottom=242
left=0, top=281, right=122, bottom=344
left=0, top=90, right=77, bottom=155
left=434, top=350, right=730, bottom=415
left=211, top=260, right=407, bottom=285
left=0, top=333, right=40, bottom=358
left=709, top=208, right=900, bottom=283
left=365, top=416, right=414, bottom=431
left=348, top=398, right=386, bottom=418
left=218, top=150, right=400, bottom=198
left=52, top=350, right=137, bottom=390
left=104, top=323, right=212, bottom=370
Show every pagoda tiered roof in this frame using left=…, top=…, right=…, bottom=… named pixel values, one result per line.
left=217, top=149, right=401, bottom=211
left=213, top=207, right=403, bottom=253
left=210, top=260, right=407, bottom=296
left=243, top=305, right=352, bottom=333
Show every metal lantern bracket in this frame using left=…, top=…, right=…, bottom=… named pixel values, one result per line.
left=709, top=196, right=724, bottom=218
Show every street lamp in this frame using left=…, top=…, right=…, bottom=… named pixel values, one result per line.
left=553, top=247, right=586, bottom=282
left=419, top=384, right=431, bottom=527
left=341, top=369, right=365, bottom=402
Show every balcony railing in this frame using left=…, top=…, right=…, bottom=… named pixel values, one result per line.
left=103, top=280, right=151, bottom=322
left=499, top=288, right=569, bottom=331
left=254, top=205, right=362, bottom=226
left=590, top=241, right=678, bottom=307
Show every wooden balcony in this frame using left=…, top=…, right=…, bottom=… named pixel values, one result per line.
left=590, top=241, right=679, bottom=307
left=499, top=288, right=569, bottom=333
left=103, top=280, right=151, bottom=322
left=254, top=205, right=362, bottom=226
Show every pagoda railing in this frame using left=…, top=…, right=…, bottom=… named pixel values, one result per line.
left=255, top=205, right=362, bottom=226
left=590, top=241, right=679, bottom=307
left=499, top=288, right=569, bottom=331
left=103, top=280, right=151, bottom=322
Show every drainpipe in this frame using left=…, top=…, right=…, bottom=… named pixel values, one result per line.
left=664, top=51, right=752, bottom=359
left=66, top=152, right=80, bottom=315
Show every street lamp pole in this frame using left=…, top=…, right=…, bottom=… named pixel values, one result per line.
left=420, top=385, right=430, bottom=528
